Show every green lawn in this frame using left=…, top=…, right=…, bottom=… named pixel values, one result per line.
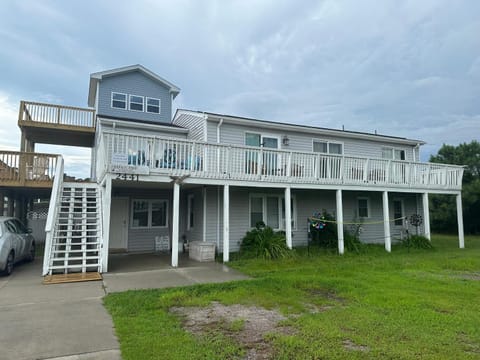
left=104, top=235, right=480, bottom=359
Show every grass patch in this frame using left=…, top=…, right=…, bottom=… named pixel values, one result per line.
left=104, top=234, right=480, bottom=359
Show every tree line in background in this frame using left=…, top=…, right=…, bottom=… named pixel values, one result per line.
left=429, top=140, right=480, bottom=234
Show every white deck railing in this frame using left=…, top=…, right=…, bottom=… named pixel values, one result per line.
left=97, top=131, right=463, bottom=191
left=19, top=101, right=96, bottom=128
left=0, top=151, right=58, bottom=184
left=43, top=156, right=64, bottom=276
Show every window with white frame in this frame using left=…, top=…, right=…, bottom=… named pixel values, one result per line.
left=187, top=194, right=194, bottom=230
left=129, top=95, right=144, bottom=112
left=313, top=140, right=343, bottom=155
left=146, top=97, right=161, bottom=114
left=357, top=197, right=370, bottom=218
left=249, top=194, right=296, bottom=230
left=382, top=147, right=406, bottom=161
left=131, top=199, right=168, bottom=228
left=111, top=92, right=127, bottom=109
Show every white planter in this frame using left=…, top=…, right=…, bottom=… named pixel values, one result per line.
left=189, top=241, right=216, bottom=262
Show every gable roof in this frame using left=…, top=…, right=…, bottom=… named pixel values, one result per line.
left=88, top=64, right=181, bottom=107
left=175, top=109, right=426, bottom=146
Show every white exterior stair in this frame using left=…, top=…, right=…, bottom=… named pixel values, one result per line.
left=45, top=182, right=103, bottom=275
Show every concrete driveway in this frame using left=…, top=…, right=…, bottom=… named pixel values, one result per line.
left=0, top=254, right=249, bottom=360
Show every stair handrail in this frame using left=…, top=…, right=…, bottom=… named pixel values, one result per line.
left=43, top=156, right=64, bottom=276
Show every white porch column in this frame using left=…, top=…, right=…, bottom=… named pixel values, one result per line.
left=382, top=191, right=391, bottom=252
left=456, top=193, right=465, bottom=248
left=171, top=182, right=180, bottom=267
left=102, top=175, right=112, bottom=272
left=336, top=189, right=344, bottom=255
left=223, top=184, right=230, bottom=262
left=202, top=187, right=207, bottom=242
left=422, top=192, right=431, bottom=241
left=285, top=187, right=292, bottom=249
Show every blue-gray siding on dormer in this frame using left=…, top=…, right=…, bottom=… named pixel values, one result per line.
left=97, top=71, right=172, bottom=123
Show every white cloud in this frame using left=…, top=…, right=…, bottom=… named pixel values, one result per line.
left=0, top=93, right=21, bottom=151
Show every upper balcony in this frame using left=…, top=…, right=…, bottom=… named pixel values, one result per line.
left=18, top=101, right=96, bottom=148
left=96, top=131, right=463, bottom=192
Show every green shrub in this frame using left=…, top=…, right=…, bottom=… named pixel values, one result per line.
left=343, top=231, right=365, bottom=253
left=402, top=235, right=434, bottom=249
left=240, top=222, right=291, bottom=259
left=309, top=211, right=338, bottom=247
left=309, top=211, right=365, bottom=253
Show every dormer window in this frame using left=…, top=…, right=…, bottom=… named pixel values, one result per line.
left=111, top=92, right=127, bottom=109
left=129, top=95, right=144, bottom=112
left=146, top=97, right=160, bottom=114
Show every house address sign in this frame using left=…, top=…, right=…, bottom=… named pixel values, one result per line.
left=110, top=153, right=150, bottom=178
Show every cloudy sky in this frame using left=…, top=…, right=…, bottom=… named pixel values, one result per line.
left=1, top=0, right=479, bottom=177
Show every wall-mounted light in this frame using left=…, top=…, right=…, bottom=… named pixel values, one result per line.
left=282, top=135, right=290, bottom=146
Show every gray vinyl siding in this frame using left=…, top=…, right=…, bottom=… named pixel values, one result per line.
left=205, top=186, right=220, bottom=247
left=209, top=121, right=416, bottom=161
left=112, top=188, right=172, bottom=253
left=111, top=185, right=430, bottom=255
left=292, top=190, right=337, bottom=247
left=100, top=122, right=187, bottom=139
left=206, top=188, right=426, bottom=252
left=207, top=120, right=219, bottom=143
left=342, top=192, right=385, bottom=244
left=97, top=71, right=172, bottom=124
left=173, top=113, right=206, bottom=141
left=183, top=188, right=204, bottom=244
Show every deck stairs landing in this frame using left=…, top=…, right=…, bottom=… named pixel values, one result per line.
left=46, top=182, right=103, bottom=275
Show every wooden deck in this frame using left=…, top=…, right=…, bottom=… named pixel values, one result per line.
left=43, top=272, right=103, bottom=285
left=0, top=151, right=58, bottom=188
left=18, top=101, right=96, bottom=147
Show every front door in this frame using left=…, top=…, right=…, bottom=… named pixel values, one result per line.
left=261, top=136, right=279, bottom=175
left=245, top=133, right=279, bottom=175
left=110, top=198, right=129, bottom=251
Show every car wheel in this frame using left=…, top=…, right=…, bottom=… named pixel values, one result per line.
left=27, top=242, right=35, bottom=262
left=2, top=251, right=14, bottom=276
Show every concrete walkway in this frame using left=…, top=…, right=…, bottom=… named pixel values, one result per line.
left=0, top=255, right=249, bottom=360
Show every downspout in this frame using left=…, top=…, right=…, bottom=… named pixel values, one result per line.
left=216, top=118, right=223, bottom=250
left=414, top=143, right=420, bottom=162
left=217, top=118, right=223, bottom=143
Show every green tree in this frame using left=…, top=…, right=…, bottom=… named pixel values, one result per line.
left=429, top=140, right=480, bottom=234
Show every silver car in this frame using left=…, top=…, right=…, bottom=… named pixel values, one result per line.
left=0, top=217, right=35, bottom=276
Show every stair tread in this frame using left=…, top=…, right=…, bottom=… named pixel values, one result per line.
left=49, top=264, right=100, bottom=270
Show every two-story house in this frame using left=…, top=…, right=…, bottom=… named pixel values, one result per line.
left=6, top=64, right=464, bottom=277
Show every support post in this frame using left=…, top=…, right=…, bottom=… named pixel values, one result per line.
left=382, top=191, right=391, bottom=252
left=102, top=175, right=112, bottom=272
left=203, top=187, right=207, bottom=242
left=7, top=194, right=14, bottom=217
left=285, top=187, right=292, bottom=249
left=0, top=192, right=4, bottom=216
left=456, top=193, right=465, bottom=248
left=422, top=192, right=431, bottom=241
left=14, top=196, right=22, bottom=219
left=223, top=184, right=230, bottom=262
left=336, top=189, right=344, bottom=255
left=172, top=182, right=180, bottom=267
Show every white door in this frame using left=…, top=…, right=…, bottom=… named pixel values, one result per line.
left=109, top=198, right=129, bottom=251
